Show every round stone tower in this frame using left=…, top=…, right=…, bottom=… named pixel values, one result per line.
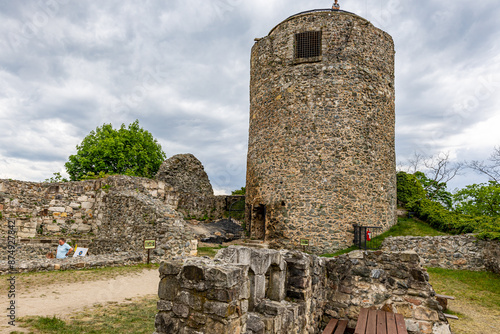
left=245, top=9, right=396, bottom=254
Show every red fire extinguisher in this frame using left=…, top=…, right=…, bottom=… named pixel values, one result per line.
left=366, top=229, right=372, bottom=241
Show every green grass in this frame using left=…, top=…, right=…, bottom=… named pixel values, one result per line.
left=19, top=296, right=157, bottom=334
left=320, top=217, right=447, bottom=257
left=197, top=245, right=228, bottom=257
left=378, top=217, right=448, bottom=238
left=427, top=267, right=500, bottom=310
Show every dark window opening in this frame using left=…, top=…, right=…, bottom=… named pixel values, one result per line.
left=295, top=31, right=322, bottom=61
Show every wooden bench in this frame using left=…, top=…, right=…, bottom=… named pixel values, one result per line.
left=435, top=294, right=455, bottom=310
left=354, top=308, right=408, bottom=334
left=322, top=318, right=348, bottom=334
left=435, top=294, right=458, bottom=320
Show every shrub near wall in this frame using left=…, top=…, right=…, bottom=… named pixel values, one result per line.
left=396, top=172, right=500, bottom=241
left=408, top=199, right=500, bottom=241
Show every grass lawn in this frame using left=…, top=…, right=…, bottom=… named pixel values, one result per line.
left=16, top=296, right=157, bottom=334
left=197, top=245, right=227, bottom=257
left=427, top=268, right=500, bottom=334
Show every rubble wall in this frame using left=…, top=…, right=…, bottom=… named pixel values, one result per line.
left=382, top=235, right=500, bottom=274
left=246, top=9, right=396, bottom=254
left=154, top=246, right=451, bottom=334
left=0, top=175, right=196, bottom=261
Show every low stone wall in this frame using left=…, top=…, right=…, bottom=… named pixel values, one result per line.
left=382, top=235, right=500, bottom=274
left=0, top=252, right=145, bottom=275
left=0, top=238, right=92, bottom=261
left=154, top=246, right=451, bottom=334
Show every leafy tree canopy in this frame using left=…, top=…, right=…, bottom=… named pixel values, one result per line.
left=453, top=181, right=500, bottom=217
left=396, top=171, right=426, bottom=205
left=231, top=187, right=246, bottom=196
left=414, top=171, right=453, bottom=209
left=65, top=120, right=166, bottom=181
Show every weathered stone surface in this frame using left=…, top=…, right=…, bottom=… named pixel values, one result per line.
left=156, top=154, right=213, bottom=196
left=0, top=252, right=144, bottom=275
left=0, top=175, right=197, bottom=262
left=155, top=247, right=449, bottom=334
left=155, top=154, right=223, bottom=219
left=382, top=235, right=500, bottom=274
left=158, top=276, right=180, bottom=301
left=246, top=9, right=396, bottom=254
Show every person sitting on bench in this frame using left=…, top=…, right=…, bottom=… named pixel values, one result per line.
left=56, top=238, right=74, bottom=259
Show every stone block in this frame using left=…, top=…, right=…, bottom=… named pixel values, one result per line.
left=159, top=261, right=183, bottom=276
left=267, top=268, right=286, bottom=301
left=432, top=323, right=452, bottom=334
left=81, top=202, right=93, bottom=209
left=256, top=300, right=286, bottom=316
left=46, top=224, right=60, bottom=232
left=400, top=251, right=419, bottom=263
left=187, top=311, right=207, bottom=328
left=77, top=224, right=91, bottom=232
left=204, top=301, right=235, bottom=318
left=205, top=266, right=242, bottom=288
left=207, top=287, right=240, bottom=303
left=158, top=277, right=180, bottom=301
left=157, top=300, right=173, bottom=311
left=405, top=319, right=420, bottom=332
left=182, top=265, right=205, bottom=282
left=240, top=300, right=249, bottom=314
left=177, top=291, right=203, bottom=311
left=172, top=303, right=189, bottom=318
left=414, top=306, right=439, bottom=321
left=48, top=207, right=66, bottom=212
left=69, top=202, right=80, bottom=209
left=155, top=312, right=179, bottom=334
left=393, top=304, right=412, bottom=318
left=253, top=274, right=266, bottom=301
left=247, top=313, right=265, bottom=334
left=418, top=321, right=433, bottom=334
left=348, top=250, right=364, bottom=259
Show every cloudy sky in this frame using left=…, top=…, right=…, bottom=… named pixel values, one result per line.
left=1, top=0, right=499, bottom=194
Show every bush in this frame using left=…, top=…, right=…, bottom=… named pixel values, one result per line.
left=396, top=171, right=426, bottom=205
left=409, top=198, right=500, bottom=240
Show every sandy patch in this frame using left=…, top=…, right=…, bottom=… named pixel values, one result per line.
left=1, top=269, right=159, bottom=333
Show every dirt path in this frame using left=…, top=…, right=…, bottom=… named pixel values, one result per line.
left=1, top=269, right=159, bottom=333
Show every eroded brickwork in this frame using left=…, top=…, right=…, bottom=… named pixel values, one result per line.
left=246, top=10, right=396, bottom=253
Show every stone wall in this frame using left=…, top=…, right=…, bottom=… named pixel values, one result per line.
left=0, top=252, right=144, bottom=275
left=154, top=246, right=451, bottom=334
left=0, top=175, right=197, bottom=260
left=246, top=9, right=396, bottom=254
left=382, top=235, right=500, bottom=274
left=156, top=154, right=226, bottom=220
left=0, top=238, right=92, bottom=261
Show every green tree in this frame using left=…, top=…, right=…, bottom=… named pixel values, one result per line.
left=414, top=171, right=453, bottom=209
left=231, top=187, right=246, bottom=195
left=453, top=181, right=500, bottom=217
left=65, top=120, right=166, bottom=181
left=396, top=171, right=426, bottom=205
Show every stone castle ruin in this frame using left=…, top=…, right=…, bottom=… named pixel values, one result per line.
left=3, top=6, right=499, bottom=334
left=0, top=154, right=226, bottom=264
left=155, top=246, right=452, bottom=334
left=246, top=9, right=396, bottom=254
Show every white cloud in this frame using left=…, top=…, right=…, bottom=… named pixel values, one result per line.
left=0, top=0, right=499, bottom=192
